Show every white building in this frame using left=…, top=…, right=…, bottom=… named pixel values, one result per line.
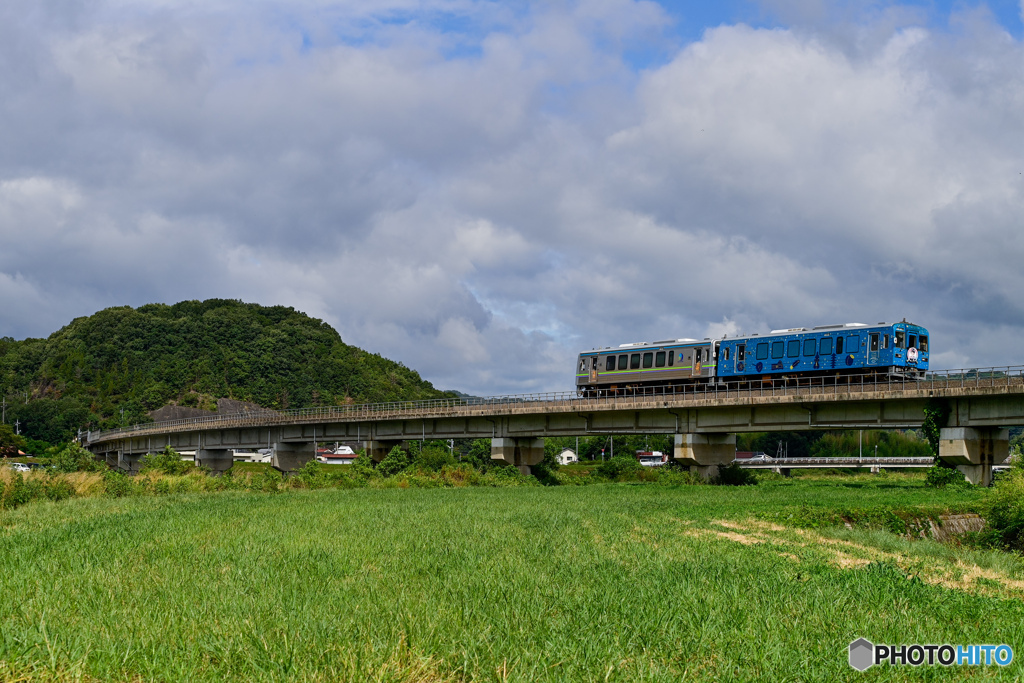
left=557, top=449, right=578, bottom=465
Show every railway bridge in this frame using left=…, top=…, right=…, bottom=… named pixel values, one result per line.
left=84, top=367, right=1024, bottom=485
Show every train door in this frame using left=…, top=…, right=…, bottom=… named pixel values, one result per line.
left=691, top=348, right=702, bottom=377
left=589, top=357, right=598, bottom=383
left=868, top=332, right=880, bottom=366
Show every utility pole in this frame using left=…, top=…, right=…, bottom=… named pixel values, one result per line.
left=14, top=419, right=19, bottom=435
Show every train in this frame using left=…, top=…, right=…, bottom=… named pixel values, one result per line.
left=575, top=320, right=930, bottom=395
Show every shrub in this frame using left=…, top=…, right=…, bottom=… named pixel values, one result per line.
left=103, top=471, right=137, bottom=497
left=50, top=443, right=106, bottom=473
left=140, top=446, right=194, bottom=476
left=413, top=446, right=456, bottom=472
left=925, top=464, right=964, bottom=488
left=983, top=468, right=1024, bottom=551
left=350, top=451, right=378, bottom=478
left=377, top=446, right=410, bottom=477
left=596, top=455, right=641, bottom=480
left=716, top=463, right=758, bottom=486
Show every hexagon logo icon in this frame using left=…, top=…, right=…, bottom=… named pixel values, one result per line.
left=849, top=638, right=874, bottom=671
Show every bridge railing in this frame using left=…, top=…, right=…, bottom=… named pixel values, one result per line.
left=86, top=364, right=1024, bottom=443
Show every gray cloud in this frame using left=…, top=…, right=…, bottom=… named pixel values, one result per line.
left=1, top=0, right=1022, bottom=395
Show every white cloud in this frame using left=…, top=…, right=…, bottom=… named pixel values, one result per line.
left=1, top=0, right=1023, bottom=394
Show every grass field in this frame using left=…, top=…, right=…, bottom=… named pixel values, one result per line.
left=0, top=477, right=1021, bottom=681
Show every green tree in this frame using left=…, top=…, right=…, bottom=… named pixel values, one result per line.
left=0, top=423, right=26, bottom=456
left=377, top=446, right=410, bottom=477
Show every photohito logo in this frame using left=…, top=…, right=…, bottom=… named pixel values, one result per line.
left=849, top=639, right=1013, bottom=671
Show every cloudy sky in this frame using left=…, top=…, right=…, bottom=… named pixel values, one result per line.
left=1, top=0, right=1023, bottom=395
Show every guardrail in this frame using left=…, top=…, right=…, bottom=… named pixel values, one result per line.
left=736, top=456, right=934, bottom=467
left=85, top=365, right=1024, bottom=444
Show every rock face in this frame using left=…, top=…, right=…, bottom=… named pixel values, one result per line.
left=149, top=398, right=274, bottom=423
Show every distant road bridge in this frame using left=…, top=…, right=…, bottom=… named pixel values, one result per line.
left=84, top=367, right=1024, bottom=485
left=735, top=456, right=935, bottom=475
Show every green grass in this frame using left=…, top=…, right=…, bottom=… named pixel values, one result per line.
left=0, top=480, right=1020, bottom=681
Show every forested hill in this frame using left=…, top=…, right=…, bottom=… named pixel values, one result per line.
left=0, top=300, right=451, bottom=447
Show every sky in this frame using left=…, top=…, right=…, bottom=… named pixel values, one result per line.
left=1, top=0, right=1023, bottom=396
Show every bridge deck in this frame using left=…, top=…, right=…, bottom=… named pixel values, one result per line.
left=86, top=367, right=1024, bottom=446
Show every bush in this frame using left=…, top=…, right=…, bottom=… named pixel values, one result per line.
left=715, top=463, right=758, bottom=486
left=103, top=471, right=137, bottom=497
left=925, top=464, right=964, bottom=488
left=140, top=446, right=194, bottom=476
left=377, top=446, right=410, bottom=477
left=983, top=468, right=1024, bottom=551
left=49, top=443, right=106, bottom=473
left=597, top=456, right=641, bottom=480
left=413, top=446, right=457, bottom=472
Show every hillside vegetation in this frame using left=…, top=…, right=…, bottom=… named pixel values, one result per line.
left=0, top=300, right=450, bottom=446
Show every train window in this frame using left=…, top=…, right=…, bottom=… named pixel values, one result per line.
left=836, top=337, right=844, bottom=354
left=848, top=335, right=859, bottom=352
left=618, top=355, right=628, bottom=371
left=704, top=348, right=710, bottom=362
left=919, top=336, right=928, bottom=352
left=723, top=347, right=730, bottom=361
left=643, top=352, right=653, bottom=368
left=803, top=339, right=816, bottom=356
left=870, top=334, right=879, bottom=352
left=771, top=341, right=784, bottom=359
left=605, top=356, right=615, bottom=372
left=630, top=354, right=641, bottom=369
left=737, top=344, right=745, bottom=361
left=668, top=350, right=674, bottom=366
left=883, top=334, right=890, bottom=349
left=820, top=337, right=833, bottom=355
left=787, top=340, right=800, bottom=358
left=756, top=343, right=768, bottom=360
left=579, top=358, right=587, bottom=372
left=655, top=351, right=665, bottom=367
left=895, top=330, right=905, bottom=348
left=909, top=334, right=917, bottom=349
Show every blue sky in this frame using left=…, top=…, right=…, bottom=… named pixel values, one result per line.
left=660, top=0, right=1023, bottom=38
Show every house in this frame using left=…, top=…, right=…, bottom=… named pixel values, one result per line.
left=316, top=445, right=358, bottom=465
left=635, top=451, right=668, bottom=467
left=557, top=449, right=578, bottom=465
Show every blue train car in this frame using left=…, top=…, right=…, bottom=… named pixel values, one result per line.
left=716, top=321, right=929, bottom=380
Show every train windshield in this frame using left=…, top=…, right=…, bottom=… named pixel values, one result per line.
left=920, top=335, right=928, bottom=352
left=895, top=329, right=905, bottom=348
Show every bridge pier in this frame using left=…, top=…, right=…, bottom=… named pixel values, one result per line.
left=196, top=448, right=234, bottom=474
left=674, top=433, right=736, bottom=480
left=938, top=427, right=1008, bottom=486
left=364, top=440, right=405, bottom=463
left=117, top=450, right=144, bottom=474
left=271, top=442, right=315, bottom=473
left=491, top=437, right=544, bottom=476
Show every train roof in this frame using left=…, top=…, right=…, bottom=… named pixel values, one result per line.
left=579, top=320, right=926, bottom=354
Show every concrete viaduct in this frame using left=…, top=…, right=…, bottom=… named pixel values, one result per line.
left=83, top=369, right=1024, bottom=485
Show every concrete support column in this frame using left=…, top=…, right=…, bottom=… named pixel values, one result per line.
left=271, top=442, right=315, bottom=473
left=363, top=440, right=405, bottom=463
left=196, top=448, right=234, bottom=474
left=673, top=433, right=736, bottom=480
left=105, top=451, right=118, bottom=470
left=491, top=437, right=545, bottom=476
left=938, top=427, right=1009, bottom=486
left=117, top=451, right=143, bottom=474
